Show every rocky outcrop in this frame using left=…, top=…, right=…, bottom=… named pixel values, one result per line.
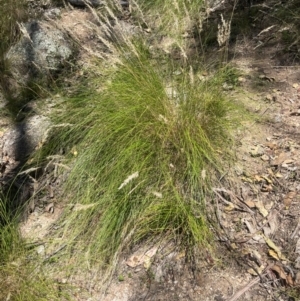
left=5, top=20, right=74, bottom=100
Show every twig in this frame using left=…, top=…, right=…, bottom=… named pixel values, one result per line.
left=215, top=193, right=230, bottom=239
left=227, top=263, right=274, bottom=301
left=291, top=218, right=300, bottom=240
left=226, top=276, right=260, bottom=301
left=44, top=244, right=67, bottom=262
left=213, top=188, right=255, bottom=215
left=213, top=189, right=233, bottom=206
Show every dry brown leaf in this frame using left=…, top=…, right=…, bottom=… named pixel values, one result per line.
left=262, top=176, right=273, bottom=184
left=269, top=249, right=280, bottom=260
left=261, top=184, right=273, bottom=192
left=265, top=142, right=277, bottom=150
left=241, top=176, right=253, bottom=183
left=248, top=266, right=264, bottom=276
left=243, top=219, right=256, bottom=233
left=255, top=201, right=268, bottom=217
left=264, top=235, right=286, bottom=260
left=287, top=273, right=294, bottom=286
left=264, top=236, right=280, bottom=253
left=282, top=159, right=294, bottom=165
left=271, top=152, right=286, bottom=166
left=283, top=191, right=296, bottom=208
left=253, top=175, right=264, bottom=183
left=271, top=265, right=287, bottom=280
left=268, top=212, right=279, bottom=234
left=245, top=199, right=256, bottom=208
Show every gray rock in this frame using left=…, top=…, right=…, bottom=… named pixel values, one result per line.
left=67, top=0, right=101, bottom=7
left=44, top=8, right=61, bottom=19
left=6, top=21, right=73, bottom=100
left=2, top=115, right=51, bottom=161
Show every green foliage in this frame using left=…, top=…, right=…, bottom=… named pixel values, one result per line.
left=216, top=65, right=242, bottom=87
left=0, top=196, right=69, bottom=301
left=41, top=41, right=240, bottom=269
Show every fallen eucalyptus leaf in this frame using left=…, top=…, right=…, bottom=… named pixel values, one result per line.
left=245, top=199, right=256, bottom=208
left=264, top=235, right=286, bottom=260
left=271, top=153, right=286, bottom=166
left=255, top=201, right=268, bottom=217
left=262, top=176, right=272, bottom=184
left=271, top=265, right=287, bottom=280
left=247, top=265, right=264, bottom=276
left=269, top=249, right=280, bottom=260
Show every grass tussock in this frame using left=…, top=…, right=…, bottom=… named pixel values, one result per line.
left=41, top=42, right=239, bottom=269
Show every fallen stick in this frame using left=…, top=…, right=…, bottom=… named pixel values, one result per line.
left=226, top=276, right=260, bottom=301
left=226, top=264, right=274, bottom=301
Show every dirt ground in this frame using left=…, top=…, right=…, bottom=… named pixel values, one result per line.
left=1, top=3, right=300, bottom=301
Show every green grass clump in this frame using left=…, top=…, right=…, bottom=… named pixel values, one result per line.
left=41, top=42, right=238, bottom=268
